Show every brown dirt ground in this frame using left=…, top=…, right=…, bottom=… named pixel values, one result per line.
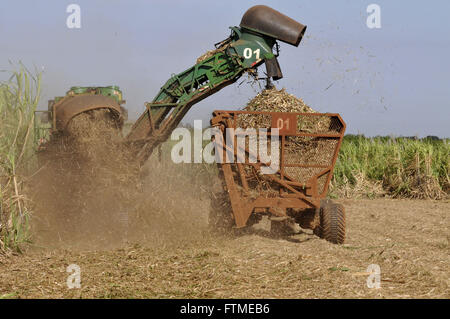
left=0, top=198, right=448, bottom=299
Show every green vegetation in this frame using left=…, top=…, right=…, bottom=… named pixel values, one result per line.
left=331, top=135, right=449, bottom=199
left=0, top=64, right=41, bottom=252
left=151, top=127, right=449, bottom=200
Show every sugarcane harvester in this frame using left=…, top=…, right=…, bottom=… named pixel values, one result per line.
left=125, top=5, right=307, bottom=165
left=36, top=5, right=346, bottom=243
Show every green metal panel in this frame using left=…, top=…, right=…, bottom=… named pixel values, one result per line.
left=65, top=86, right=123, bottom=104
left=229, top=26, right=276, bottom=69
left=43, top=85, right=125, bottom=134
left=125, top=26, right=282, bottom=163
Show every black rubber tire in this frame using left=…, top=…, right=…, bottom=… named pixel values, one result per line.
left=314, top=199, right=346, bottom=244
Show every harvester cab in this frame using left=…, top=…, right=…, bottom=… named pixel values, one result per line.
left=35, top=85, right=127, bottom=146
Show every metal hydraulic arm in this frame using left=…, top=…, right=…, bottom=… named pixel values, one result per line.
left=125, top=36, right=245, bottom=165
left=125, top=5, right=307, bottom=165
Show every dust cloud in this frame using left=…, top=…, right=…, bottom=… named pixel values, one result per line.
left=28, top=110, right=216, bottom=251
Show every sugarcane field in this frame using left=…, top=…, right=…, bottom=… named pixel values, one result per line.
left=0, top=0, right=448, bottom=307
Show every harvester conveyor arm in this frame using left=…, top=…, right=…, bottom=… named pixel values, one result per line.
left=125, top=45, right=247, bottom=165
left=125, top=5, right=307, bottom=165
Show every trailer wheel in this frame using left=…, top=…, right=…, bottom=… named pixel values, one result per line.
left=314, top=200, right=345, bottom=244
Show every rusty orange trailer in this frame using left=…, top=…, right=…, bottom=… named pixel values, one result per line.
left=210, top=110, right=346, bottom=244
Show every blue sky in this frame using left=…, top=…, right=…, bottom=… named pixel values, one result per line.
left=0, top=0, right=449, bottom=137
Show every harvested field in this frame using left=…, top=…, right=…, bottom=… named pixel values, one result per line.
left=1, top=82, right=448, bottom=299
left=0, top=198, right=448, bottom=298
